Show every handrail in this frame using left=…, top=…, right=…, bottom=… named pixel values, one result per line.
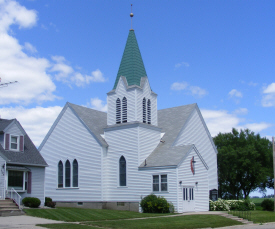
left=9, top=188, right=22, bottom=210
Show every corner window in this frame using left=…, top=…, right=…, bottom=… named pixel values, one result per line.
left=152, top=174, right=167, bottom=192
left=119, top=156, right=126, bottom=186
left=10, top=136, right=19, bottom=150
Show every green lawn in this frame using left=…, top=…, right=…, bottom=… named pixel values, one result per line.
left=24, top=207, right=173, bottom=222
left=38, top=215, right=242, bottom=229
left=251, top=210, right=275, bottom=223
left=250, top=197, right=274, bottom=210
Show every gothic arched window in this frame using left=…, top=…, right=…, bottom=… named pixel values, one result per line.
left=58, top=161, right=63, bottom=188
left=143, top=98, right=146, bottom=123
left=116, top=98, right=121, bottom=124
left=147, top=99, right=151, bottom=124
left=122, top=97, right=127, bottom=123
left=73, top=159, right=78, bottom=187
left=65, top=160, right=71, bottom=187
left=119, top=156, right=126, bottom=186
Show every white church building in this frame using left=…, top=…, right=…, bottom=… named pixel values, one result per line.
left=39, top=26, right=218, bottom=213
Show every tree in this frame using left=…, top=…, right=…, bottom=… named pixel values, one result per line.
left=213, top=128, right=273, bottom=199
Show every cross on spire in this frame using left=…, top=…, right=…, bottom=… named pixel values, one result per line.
left=130, top=4, right=134, bottom=30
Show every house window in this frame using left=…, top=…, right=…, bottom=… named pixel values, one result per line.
left=10, top=135, right=19, bottom=150
left=116, top=98, right=121, bottom=124
left=119, top=156, right=126, bottom=186
left=152, top=174, right=167, bottom=192
left=122, top=97, right=127, bottom=123
left=58, top=161, right=63, bottom=188
left=73, top=159, right=78, bottom=187
left=143, top=98, right=146, bottom=123
left=8, top=171, right=23, bottom=190
left=65, top=160, right=71, bottom=187
left=147, top=99, right=151, bottom=124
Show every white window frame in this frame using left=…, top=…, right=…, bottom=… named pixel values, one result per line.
left=10, top=135, right=19, bottom=151
left=152, top=174, right=168, bottom=192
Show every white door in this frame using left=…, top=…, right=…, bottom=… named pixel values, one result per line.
left=182, top=187, right=195, bottom=212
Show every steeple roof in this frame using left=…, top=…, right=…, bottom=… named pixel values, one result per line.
left=113, top=29, right=147, bottom=89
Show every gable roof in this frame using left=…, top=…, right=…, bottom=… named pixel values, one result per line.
left=113, top=29, right=147, bottom=89
left=39, top=102, right=108, bottom=151
left=68, top=103, right=108, bottom=147
left=0, top=119, right=47, bottom=167
left=139, top=104, right=198, bottom=168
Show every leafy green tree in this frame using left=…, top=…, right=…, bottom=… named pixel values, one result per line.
left=213, top=128, right=273, bottom=199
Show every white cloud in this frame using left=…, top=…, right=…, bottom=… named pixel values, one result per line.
left=24, top=42, right=37, bottom=53
left=51, top=56, right=106, bottom=87
left=234, top=108, right=248, bottom=115
left=263, top=83, right=275, bottom=94
left=201, top=109, right=271, bottom=137
left=228, top=89, right=243, bottom=98
left=88, top=98, right=107, bottom=112
left=171, top=82, right=188, bottom=91
left=0, top=106, right=62, bottom=146
left=261, top=82, right=275, bottom=107
left=175, top=62, right=190, bottom=68
left=171, top=81, right=207, bottom=97
left=248, top=81, right=258, bottom=87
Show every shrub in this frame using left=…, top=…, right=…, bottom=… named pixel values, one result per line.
left=22, top=197, right=41, bottom=208
left=261, top=199, right=274, bottom=211
left=140, top=194, right=173, bottom=213
left=210, top=198, right=255, bottom=211
left=46, top=201, right=56, bottom=208
left=45, top=197, right=52, bottom=206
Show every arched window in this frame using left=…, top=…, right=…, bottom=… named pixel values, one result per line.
left=147, top=99, right=151, bottom=124
left=58, top=161, right=63, bottom=188
left=65, top=160, right=71, bottom=187
left=116, top=98, right=121, bottom=124
left=73, top=159, right=78, bottom=187
left=119, top=156, right=126, bottom=186
left=143, top=98, right=146, bottom=123
left=122, top=97, right=127, bottom=123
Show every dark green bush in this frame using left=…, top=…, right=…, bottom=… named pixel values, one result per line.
left=140, top=194, right=173, bottom=213
left=45, top=197, right=52, bottom=206
left=22, top=197, right=41, bottom=208
left=46, top=201, right=56, bottom=208
left=261, top=199, right=274, bottom=211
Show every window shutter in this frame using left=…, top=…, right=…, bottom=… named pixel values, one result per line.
left=5, top=134, right=10, bottom=150
left=27, top=172, right=32, bottom=194
left=122, top=97, right=127, bottom=123
left=20, top=136, right=24, bottom=152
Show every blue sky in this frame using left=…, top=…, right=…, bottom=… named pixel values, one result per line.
left=0, top=0, right=274, bottom=194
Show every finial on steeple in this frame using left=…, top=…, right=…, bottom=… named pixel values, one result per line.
left=130, top=4, right=134, bottom=30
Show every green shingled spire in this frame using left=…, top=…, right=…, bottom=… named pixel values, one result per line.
left=113, top=29, right=147, bottom=89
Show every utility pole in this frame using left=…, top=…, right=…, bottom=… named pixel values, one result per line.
left=0, top=77, right=18, bottom=88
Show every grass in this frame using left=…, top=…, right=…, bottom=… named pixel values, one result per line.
left=38, top=224, right=98, bottom=229
left=24, top=207, right=173, bottom=222
left=250, top=197, right=274, bottom=210
left=38, top=215, right=243, bottom=229
left=251, top=210, right=275, bottom=223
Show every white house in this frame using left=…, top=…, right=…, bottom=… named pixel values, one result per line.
left=39, top=27, right=218, bottom=213
left=0, top=119, right=47, bottom=206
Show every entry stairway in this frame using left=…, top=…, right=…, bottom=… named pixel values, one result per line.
left=0, top=199, right=24, bottom=217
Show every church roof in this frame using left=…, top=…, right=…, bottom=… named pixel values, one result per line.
left=139, top=104, right=199, bottom=168
left=113, top=29, right=147, bottom=89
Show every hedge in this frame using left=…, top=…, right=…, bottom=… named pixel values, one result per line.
left=209, top=198, right=255, bottom=211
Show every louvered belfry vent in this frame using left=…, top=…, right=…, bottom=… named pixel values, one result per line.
left=147, top=99, right=151, bottom=124
left=143, top=98, right=146, bottom=123
left=122, top=97, right=127, bottom=123
left=116, top=98, right=121, bottom=124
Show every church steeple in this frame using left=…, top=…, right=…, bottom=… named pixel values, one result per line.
left=113, top=29, right=147, bottom=89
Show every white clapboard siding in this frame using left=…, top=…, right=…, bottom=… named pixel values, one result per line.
left=174, top=109, right=218, bottom=190
left=138, top=126, right=160, bottom=165
left=20, top=166, right=45, bottom=205
left=177, top=149, right=209, bottom=213
left=40, top=106, right=103, bottom=202
left=136, top=79, right=158, bottom=126
left=0, top=156, right=6, bottom=199
left=5, top=122, right=23, bottom=136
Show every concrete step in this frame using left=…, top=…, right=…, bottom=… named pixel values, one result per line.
left=0, top=209, right=25, bottom=217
